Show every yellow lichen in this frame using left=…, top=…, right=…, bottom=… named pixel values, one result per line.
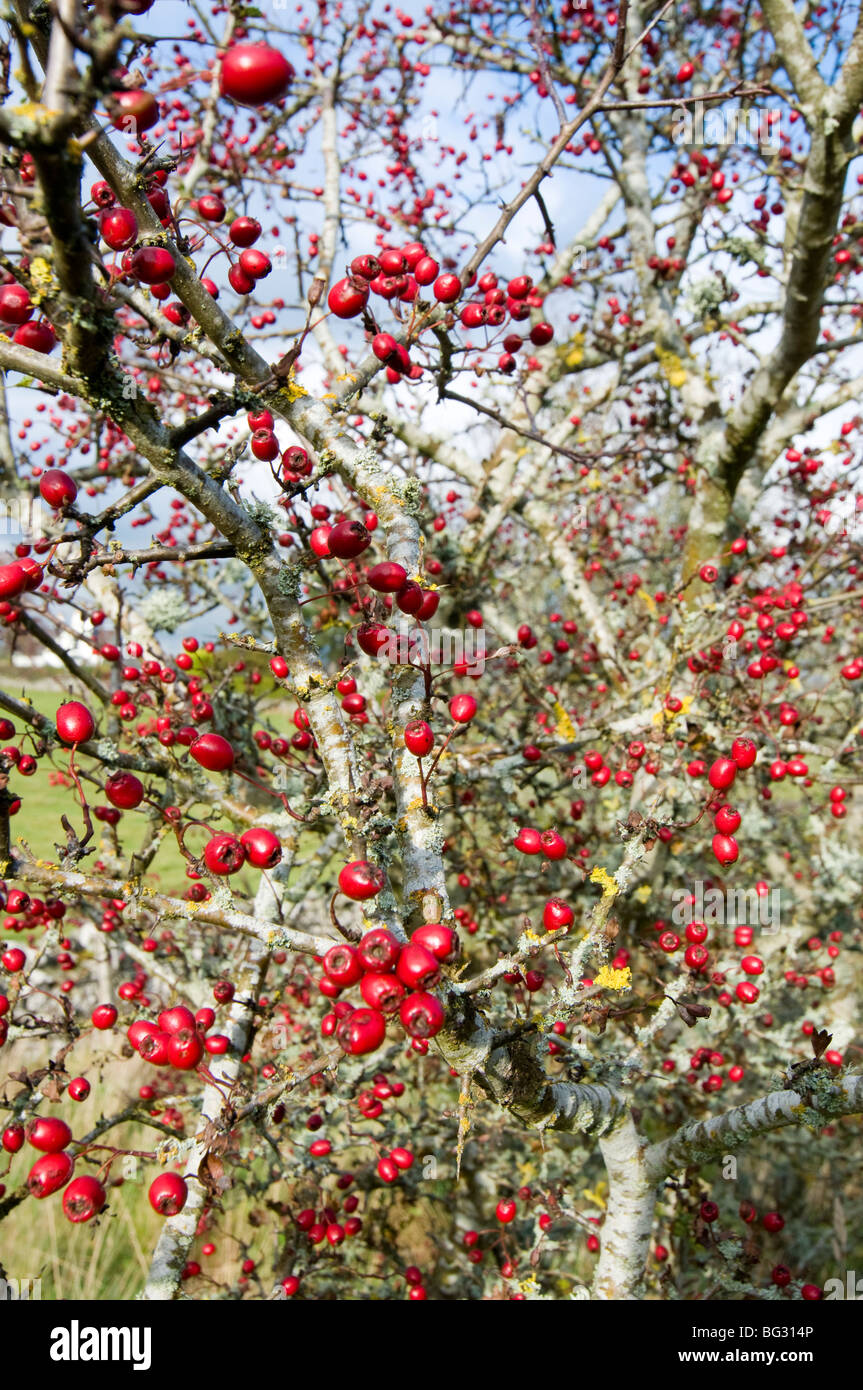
left=552, top=700, right=576, bottom=742
left=594, top=963, right=632, bottom=991
left=589, top=865, right=617, bottom=896
left=582, top=1180, right=607, bottom=1211
left=656, top=345, right=688, bottom=389
left=564, top=332, right=585, bottom=367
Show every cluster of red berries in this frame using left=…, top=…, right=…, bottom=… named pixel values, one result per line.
left=327, top=242, right=554, bottom=380
left=320, top=869, right=454, bottom=1055
left=0, top=275, right=56, bottom=354
left=127, top=1004, right=229, bottom=1070
left=706, top=736, right=758, bottom=867
left=1, top=1116, right=105, bottom=1223
left=0, top=882, right=65, bottom=934
left=698, top=1199, right=822, bottom=1297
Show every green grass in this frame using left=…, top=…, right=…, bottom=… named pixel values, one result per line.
left=0, top=667, right=267, bottom=901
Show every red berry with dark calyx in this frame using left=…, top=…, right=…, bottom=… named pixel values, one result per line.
left=338, top=860, right=385, bottom=901
left=396, top=942, right=440, bottom=990
left=399, top=991, right=445, bottom=1039
left=357, top=928, right=401, bottom=973
left=412, top=923, right=459, bottom=962
left=328, top=520, right=371, bottom=559
left=337, top=1006, right=386, bottom=1055
left=360, top=972, right=404, bottom=1014
left=26, top=1117, right=72, bottom=1153
left=328, top=277, right=369, bottom=319
left=149, top=1172, right=188, bottom=1216
left=323, top=943, right=364, bottom=988
left=240, top=827, right=282, bottom=868
left=28, top=1150, right=73, bottom=1199
left=105, top=772, right=144, bottom=810
left=203, top=833, right=246, bottom=876
left=168, top=1031, right=204, bottom=1070
left=63, top=1175, right=106, bottom=1223
left=731, top=737, right=757, bottom=770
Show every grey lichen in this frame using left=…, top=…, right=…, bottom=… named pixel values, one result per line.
left=137, top=588, right=192, bottom=634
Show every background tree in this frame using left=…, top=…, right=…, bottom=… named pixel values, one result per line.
left=0, top=0, right=861, bottom=1301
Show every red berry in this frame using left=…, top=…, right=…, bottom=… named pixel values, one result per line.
left=449, top=694, right=477, bottom=723
left=130, top=247, right=176, bottom=284
left=39, top=468, right=77, bottom=509
left=26, top=1117, right=72, bottom=1153
left=220, top=44, right=294, bottom=106
left=56, top=701, right=95, bottom=744
left=149, top=1172, right=188, bottom=1215
left=412, top=923, right=459, bottom=962
left=2, top=1124, right=24, bottom=1153
left=203, top=832, right=246, bottom=876
left=712, top=833, right=739, bottom=866
left=62, top=1175, right=106, bottom=1223
left=337, top=1006, right=386, bottom=1055
left=360, top=972, right=404, bottom=1014
left=28, top=1151, right=73, bottom=1199
left=328, top=277, right=369, bottom=318
left=731, top=736, right=757, bottom=770
left=399, top=990, right=444, bottom=1039
left=357, top=928, right=401, bottom=973
left=105, top=771, right=144, bottom=810
left=404, top=720, right=434, bottom=756
left=367, top=561, right=408, bottom=592
left=338, top=860, right=385, bottom=900
left=110, top=89, right=159, bottom=131
left=543, top=898, right=574, bottom=932
left=708, top=757, right=737, bottom=791
left=190, top=733, right=234, bottom=772
left=396, top=942, right=440, bottom=990
left=100, top=207, right=138, bottom=250
left=229, top=217, right=262, bottom=247
left=239, top=826, right=282, bottom=868
left=91, top=1003, right=118, bottom=1029
left=433, top=273, right=461, bottom=303
left=328, top=519, right=371, bottom=559
left=323, top=943, right=364, bottom=988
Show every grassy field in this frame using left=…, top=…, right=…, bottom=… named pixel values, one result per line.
left=0, top=665, right=270, bottom=900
